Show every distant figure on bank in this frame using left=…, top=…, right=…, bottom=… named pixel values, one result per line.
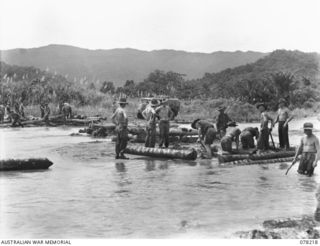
left=256, top=103, right=274, bottom=152
left=19, top=100, right=25, bottom=118
left=59, top=102, right=73, bottom=121
left=42, top=103, right=51, bottom=125
left=142, top=99, right=159, bottom=148
left=273, top=98, right=293, bottom=149
left=294, top=123, right=320, bottom=177
left=14, top=100, right=20, bottom=115
left=240, top=127, right=259, bottom=149
left=5, top=103, right=12, bottom=122
left=155, top=100, right=174, bottom=148
left=216, top=106, right=232, bottom=139
left=112, top=96, right=118, bottom=113
left=191, top=119, right=217, bottom=159
left=111, top=98, right=129, bottom=159
left=0, top=104, right=5, bottom=122
left=221, top=127, right=241, bottom=153
left=40, top=103, right=45, bottom=118
left=6, top=107, right=23, bottom=127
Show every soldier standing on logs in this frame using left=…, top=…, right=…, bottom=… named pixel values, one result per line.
left=155, top=99, right=174, bottom=148
left=191, top=119, right=217, bottom=159
left=256, top=103, right=274, bottom=153
left=216, top=106, right=232, bottom=139
left=273, top=98, right=293, bottom=150
left=293, top=123, right=320, bottom=177
left=142, top=99, right=159, bottom=148
left=111, top=98, right=129, bottom=159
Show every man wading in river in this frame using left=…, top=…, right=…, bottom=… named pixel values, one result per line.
left=112, top=98, right=129, bottom=159
left=142, top=99, right=159, bottom=148
left=256, top=103, right=274, bottom=153
left=191, top=119, right=217, bottom=159
left=293, top=123, right=320, bottom=177
left=273, top=98, right=293, bottom=150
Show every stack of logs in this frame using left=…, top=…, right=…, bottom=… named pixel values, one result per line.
left=79, top=123, right=199, bottom=144
left=0, top=115, right=106, bottom=128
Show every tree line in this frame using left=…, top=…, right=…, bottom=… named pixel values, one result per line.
left=1, top=61, right=319, bottom=110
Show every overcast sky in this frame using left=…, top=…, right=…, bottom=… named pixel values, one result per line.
left=0, top=0, right=320, bottom=52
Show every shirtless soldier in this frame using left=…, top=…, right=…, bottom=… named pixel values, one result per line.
left=294, top=122, right=320, bottom=177
left=273, top=98, right=293, bottom=149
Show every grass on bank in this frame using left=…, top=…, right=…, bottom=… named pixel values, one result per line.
left=24, top=98, right=320, bottom=123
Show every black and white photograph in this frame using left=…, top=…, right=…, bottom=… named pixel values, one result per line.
left=1, top=0, right=320, bottom=242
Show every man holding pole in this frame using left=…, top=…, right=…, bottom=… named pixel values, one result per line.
left=289, top=123, right=320, bottom=177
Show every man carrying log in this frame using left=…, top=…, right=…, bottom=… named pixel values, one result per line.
left=273, top=98, right=293, bottom=150
left=221, top=127, right=241, bottom=153
left=111, top=98, right=129, bottom=159
left=256, top=103, right=274, bottom=153
left=142, top=99, right=159, bottom=148
left=191, top=119, right=217, bottom=159
left=240, top=127, right=259, bottom=149
left=59, top=102, right=73, bottom=122
left=293, top=123, right=320, bottom=177
left=155, top=99, right=174, bottom=148
left=216, top=106, right=232, bottom=139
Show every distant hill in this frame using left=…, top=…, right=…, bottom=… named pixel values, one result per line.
left=199, top=49, right=320, bottom=94
left=0, top=44, right=266, bottom=85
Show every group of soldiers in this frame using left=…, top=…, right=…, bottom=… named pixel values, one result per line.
left=0, top=100, right=72, bottom=126
left=111, top=98, right=174, bottom=159
left=191, top=99, right=295, bottom=159
left=110, top=97, right=296, bottom=160
left=0, top=99, right=25, bottom=126
left=191, top=99, right=320, bottom=177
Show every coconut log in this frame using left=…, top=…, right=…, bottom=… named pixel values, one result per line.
left=224, top=157, right=294, bottom=166
left=218, top=150, right=296, bottom=163
left=0, top=158, right=53, bottom=171
left=124, top=146, right=197, bottom=160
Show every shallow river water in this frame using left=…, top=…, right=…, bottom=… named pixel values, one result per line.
left=1, top=117, right=320, bottom=238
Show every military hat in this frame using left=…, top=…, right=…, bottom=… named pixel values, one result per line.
left=118, top=98, right=128, bottom=105
left=191, top=118, right=201, bottom=129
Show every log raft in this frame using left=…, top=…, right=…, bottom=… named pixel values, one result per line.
left=124, top=146, right=197, bottom=160
left=223, top=157, right=294, bottom=166
left=218, top=150, right=296, bottom=163
left=0, top=158, right=53, bottom=171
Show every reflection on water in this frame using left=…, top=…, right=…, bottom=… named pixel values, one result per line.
left=1, top=117, right=320, bottom=238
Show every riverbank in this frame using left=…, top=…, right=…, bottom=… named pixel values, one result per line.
left=21, top=98, right=320, bottom=124
left=234, top=215, right=320, bottom=239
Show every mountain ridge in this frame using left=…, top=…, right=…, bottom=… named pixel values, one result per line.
left=0, top=44, right=267, bottom=85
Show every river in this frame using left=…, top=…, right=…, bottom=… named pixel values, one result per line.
left=0, top=117, right=320, bottom=238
